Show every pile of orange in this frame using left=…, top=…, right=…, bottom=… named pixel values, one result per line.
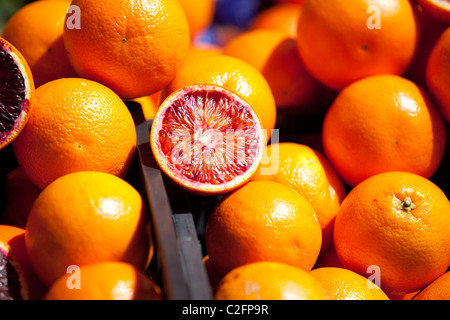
left=1, top=0, right=450, bottom=301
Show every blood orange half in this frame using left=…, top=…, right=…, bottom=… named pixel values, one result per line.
left=150, top=84, right=264, bottom=195
left=0, top=37, right=34, bottom=150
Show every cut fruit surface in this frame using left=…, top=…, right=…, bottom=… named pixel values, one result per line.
left=0, top=37, right=34, bottom=150
left=150, top=84, right=264, bottom=195
left=0, top=225, right=46, bottom=300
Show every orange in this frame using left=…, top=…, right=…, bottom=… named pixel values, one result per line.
left=322, top=74, right=447, bottom=187
left=44, top=261, right=162, bottom=300
left=162, top=54, right=277, bottom=137
left=0, top=167, right=41, bottom=229
left=63, top=0, right=190, bottom=99
left=215, top=261, right=329, bottom=300
left=223, top=29, right=322, bottom=110
left=1, top=0, right=77, bottom=88
left=251, top=142, right=346, bottom=253
left=25, top=171, right=152, bottom=287
left=250, top=3, right=303, bottom=38
left=417, top=0, right=450, bottom=23
left=296, top=0, right=420, bottom=90
left=0, top=37, right=34, bottom=151
left=311, top=267, right=390, bottom=300
left=413, top=271, right=450, bottom=300
left=13, top=78, right=137, bottom=189
left=427, top=26, right=450, bottom=123
left=178, top=0, right=215, bottom=38
left=334, top=171, right=450, bottom=295
left=205, top=180, right=322, bottom=276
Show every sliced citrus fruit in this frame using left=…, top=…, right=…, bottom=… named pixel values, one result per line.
left=0, top=37, right=34, bottom=150
left=150, top=84, right=264, bottom=195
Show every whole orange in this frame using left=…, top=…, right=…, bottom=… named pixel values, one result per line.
left=334, top=171, right=450, bottom=295
left=215, top=261, right=329, bottom=300
left=322, top=74, right=447, bottom=187
left=178, top=0, right=215, bottom=38
left=296, top=0, right=419, bottom=90
left=205, top=180, right=322, bottom=276
left=25, top=171, right=152, bottom=287
left=311, top=267, right=389, bottom=300
left=250, top=3, right=303, bottom=38
left=427, top=26, right=450, bottom=123
left=44, top=262, right=162, bottom=300
left=63, top=0, right=190, bottom=99
left=251, top=142, right=346, bottom=253
left=1, top=0, right=78, bottom=88
left=413, top=271, right=450, bottom=300
left=223, top=29, right=322, bottom=110
left=13, top=78, right=137, bottom=189
left=162, top=54, right=277, bottom=137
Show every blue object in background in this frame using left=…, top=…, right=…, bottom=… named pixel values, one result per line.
left=214, top=0, right=262, bottom=28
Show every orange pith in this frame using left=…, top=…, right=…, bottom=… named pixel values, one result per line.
left=150, top=84, right=264, bottom=195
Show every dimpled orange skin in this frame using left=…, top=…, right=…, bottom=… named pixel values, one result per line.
left=25, top=171, right=152, bottom=287
left=12, top=78, right=137, bottom=190
left=413, top=271, right=450, bottom=300
left=334, top=171, right=450, bottom=295
left=251, top=143, right=346, bottom=254
left=162, top=54, right=277, bottom=135
left=322, top=74, right=447, bottom=187
left=311, top=267, right=390, bottom=300
left=63, top=0, right=190, bottom=99
left=205, top=180, right=322, bottom=276
left=296, top=0, right=419, bottom=90
left=44, top=262, right=163, bottom=300
left=1, top=0, right=77, bottom=88
left=215, top=262, right=329, bottom=300
left=427, top=27, right=450, bottom=123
